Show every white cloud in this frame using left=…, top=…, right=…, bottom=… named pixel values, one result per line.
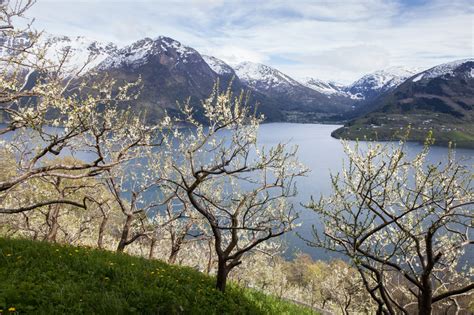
left=23, top=0, right=473, bottom=83
left=200, top=45, right=267, bottom=65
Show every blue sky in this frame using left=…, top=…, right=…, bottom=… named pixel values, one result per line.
left=24, top=0, right=473, bottom=83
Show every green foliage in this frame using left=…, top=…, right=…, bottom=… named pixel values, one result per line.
left=333, top=113, right=474, bottom=148
left=0, top=238, right=315, bottom=314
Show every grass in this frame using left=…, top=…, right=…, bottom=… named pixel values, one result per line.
left=0, top=238, right=315, bottom=315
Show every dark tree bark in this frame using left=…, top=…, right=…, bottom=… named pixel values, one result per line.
left=216, top=259, right=230, bottom=292
left=45, top=205, right=60, bottom=242
left=148, top=238, right=157, bottom=259
left=97, top=214, right=108, bottom=249
left=116, top=214, right=133, bottom=252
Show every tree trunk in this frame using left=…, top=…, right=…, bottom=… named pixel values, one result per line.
left=116, top=214, right=133, bottom=252
left=46, top=206, right=60, bottom=242
left=420, top=233, right=434, bottom=315
left=206, top=240, right=213, bottom=275
left=97, top=215, right=108, bottom=249
left=148, top=238, right=157, bottom=259
left=216, top=260, right=229, bottom=292
left=168, top=243, right=181, bottom=264
left=418, top=288, right=432, bottom=315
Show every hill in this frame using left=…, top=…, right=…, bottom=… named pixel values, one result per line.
left=0, top=238, right=314, bottom=314
left=332, top=59, right=474, bottom=147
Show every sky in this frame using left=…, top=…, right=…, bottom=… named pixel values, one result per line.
left=22, top=0, right=474, bottom=83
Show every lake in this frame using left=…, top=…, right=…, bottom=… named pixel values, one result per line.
left=255, top=123, right=474, bottom=260
left=2, top=122, right=473, bottom=261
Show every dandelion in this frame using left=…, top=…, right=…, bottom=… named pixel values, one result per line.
left=8, top=307, right=16, bottom=312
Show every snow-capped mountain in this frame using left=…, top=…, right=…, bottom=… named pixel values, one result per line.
left=300, top=78, right=343, bottom=95
left=234, top=61, right=301, bottom=93
left=231, top=61, right=355, bottom=117
left=44, top=35, right=118, bottom=72
left=410, top=58, right=474, bottom=83
left=346, top=66, right=422, bottom=100
left=334, top=59, right=474, bottom=146
left=0, top=34, right=118, bottom=72
left=202, top=55, right=234, bottom=76
left=98, top=36, right=199, bottom=70
left=300, top=77, right=363, bottom=101
left=8, top=32, right=472, bottom=128
left=94, top=36, right=283, bottom=122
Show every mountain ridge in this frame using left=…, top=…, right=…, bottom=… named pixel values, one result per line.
left=3, top=33, right=472, bottom=144
left=332, top=59, right=474, bottom=147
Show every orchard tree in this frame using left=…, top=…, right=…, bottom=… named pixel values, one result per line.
left=306, top=138, right=473, bottom=314
left=0, top=0, right=152, bottom=214
left=0, top=153, right=121, bottom=246
left=158, top=194, right=208, bottom=264
left=159, top=85, right=307, bottom=292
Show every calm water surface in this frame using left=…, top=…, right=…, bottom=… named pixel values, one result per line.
left=256, top=123, right=474, bottom=260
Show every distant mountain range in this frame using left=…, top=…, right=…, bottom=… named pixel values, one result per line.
left=4, top=34, right=474, bottom=146
left=332, top=59, right=474, bottom=147
left=42, top=35, right=418, bottom=122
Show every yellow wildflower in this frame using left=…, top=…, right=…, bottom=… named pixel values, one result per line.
left=8, top=306, right=16, bottom=312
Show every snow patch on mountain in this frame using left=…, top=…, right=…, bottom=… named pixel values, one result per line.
left=202, top=55, right=234, bottom=75
left=349, top=66, right=421, bottom=90
left=346, top=66, right=423, bottom=99
left=234, top=61, right=300, bottom=91
left=158, top=36, right=194, bottom=61
left=99, top=36, right=197, bottom=70
left=300, top=77, right=363, bottom=100
left=301, top=77, right=341, bottom=95
left=44, top=35, right=118, bottom=72
left=409, top=58, right=474, bottom=82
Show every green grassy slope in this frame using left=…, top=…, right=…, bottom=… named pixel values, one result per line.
left=0, top=238, right=314, bottom=315
left=332, top=113, right=474, bottom=148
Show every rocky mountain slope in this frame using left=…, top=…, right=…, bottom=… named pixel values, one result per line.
left=234, top=61, right=355, bottom=122
left=301, top=78, right=352, bottom=98
left=88, top=36, right=283, bottom=122
left=345, top=66, right=422, bottom=101
left=5, top=33, right=472, bottom=138
left=333, top=59, right=474, bottom=147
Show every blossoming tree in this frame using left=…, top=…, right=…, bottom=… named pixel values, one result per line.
left=0, top=0, right=153, bottom=215
left=307, top=138, right=473, bottom=314
left=158, top=84, right=307, bottom=292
